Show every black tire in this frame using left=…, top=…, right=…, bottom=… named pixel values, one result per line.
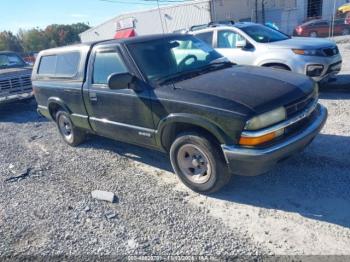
left=268, top=64, right=290, bottom=71
left=56, top=111, right=85, bottom=146
left=170, top=132, right=231, bottom=194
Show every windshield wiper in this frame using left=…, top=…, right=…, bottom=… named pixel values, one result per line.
left=157, top=61, right=234, bottom=85
left=157, top=69, right=201, bottom=85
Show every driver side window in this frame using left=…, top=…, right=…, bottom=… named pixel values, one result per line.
left=93, top=51, right=127, bottom=85
left=217, top=30, right=245, bottom=49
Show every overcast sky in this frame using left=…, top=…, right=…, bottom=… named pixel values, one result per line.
left=1, top=0, right=185, bottom=33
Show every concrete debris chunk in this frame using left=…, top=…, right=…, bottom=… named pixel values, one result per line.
left=28, top=135, right=43, bottom=142
left=127, top=239, right=138, bottom=249
left=105, top=210, right=117, bottom=220
left=91, top=190, right=116, bottom=203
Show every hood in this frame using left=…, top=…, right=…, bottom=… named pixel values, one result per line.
left=0, top=67, right=32, bottom=78
left=173, top=65, right=315, bottom=114
left=267, top=37, right=336, bottom=49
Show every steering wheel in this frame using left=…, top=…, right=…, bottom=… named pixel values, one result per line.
left=178, top=55, right=198, bottom=70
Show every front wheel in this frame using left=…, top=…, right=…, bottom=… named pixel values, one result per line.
left=170, top=132, right=231, bottom=194
left=56, top=111, right=86, bottom=146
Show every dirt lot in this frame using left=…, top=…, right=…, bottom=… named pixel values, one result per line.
left=1, top=45, right=350, bottom=258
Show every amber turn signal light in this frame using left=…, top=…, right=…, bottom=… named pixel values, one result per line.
left=239, top=129, right=284, bottom=146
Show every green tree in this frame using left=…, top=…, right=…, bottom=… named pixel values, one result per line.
left=18, top=28, right=50, bottom=52
left=0, top=23, right=90, bottom=53
left=0, top=31, right=23, bottom=52
left=44, top=23, right=90, bottom=47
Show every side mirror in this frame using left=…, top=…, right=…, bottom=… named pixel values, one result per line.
left=107, top=72, right=137, bottom=90
left=236, top=39, right=247, bottom=49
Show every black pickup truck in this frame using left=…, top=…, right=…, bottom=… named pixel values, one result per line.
left=32, top=34, right=327, bottom=193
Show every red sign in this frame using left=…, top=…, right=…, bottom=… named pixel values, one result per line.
left=114, top=28, right=136, bottom=39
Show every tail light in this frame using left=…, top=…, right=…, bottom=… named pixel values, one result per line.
left=296, top=26, right=303, bottom=35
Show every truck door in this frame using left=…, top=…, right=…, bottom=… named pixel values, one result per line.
left=215, top=29, right=255, bottom=65
left=83, top=46, right=156, bottom=147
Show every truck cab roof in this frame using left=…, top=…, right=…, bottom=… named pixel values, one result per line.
left=39, top=34, right=184, bottom=56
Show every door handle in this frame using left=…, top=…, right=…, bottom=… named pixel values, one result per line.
left=89, top=92, right=97, bottom=102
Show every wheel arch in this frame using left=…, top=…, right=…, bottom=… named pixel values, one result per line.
left=261, top=62, right=292, bottom=70
left=47, top=97, right=71, bottom=121
left=157, top=114, right=230, bottom=152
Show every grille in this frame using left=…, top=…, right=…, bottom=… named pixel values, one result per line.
left=0, top=74, right=32, bottom=95
left=285, top=116, right=310, bottom=135
left=285, top=94, right=315, bottom=117
left=326, top=61, right=342, bottom=74
left=323, top=46, right=339, bottom=57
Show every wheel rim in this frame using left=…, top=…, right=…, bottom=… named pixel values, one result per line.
left=343, top=29, right=349, bottom=35
left=177, top=144, right=212, bottom=184
left=58, top=115, right=73, bottom=141
left=310, top=32, right=317, bottom=37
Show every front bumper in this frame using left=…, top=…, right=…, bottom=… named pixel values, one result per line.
left=0, top=91, right=34, bottom=104
left=292, top=54, right=342, bottom=82
left=222, top=104, right=327, bottom=176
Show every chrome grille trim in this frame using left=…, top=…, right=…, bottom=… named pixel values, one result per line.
left=0, top=74, right=32, bottom=96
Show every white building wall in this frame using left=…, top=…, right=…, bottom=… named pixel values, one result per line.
left=80, top=0, right=211, bottom=42
left=80, top=0, right=348, bottom=42
left=211, top=0, right=252, bottom=21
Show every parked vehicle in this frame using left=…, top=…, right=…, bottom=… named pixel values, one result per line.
left=0, top=51, right=33, bottom=104
left=293, top=19, right=350, bottom=37
left=22, top=52, right=38, bottom=66
left=188, top=22, right=342, bottom=82
left=32, top=34, right=327, bottom=193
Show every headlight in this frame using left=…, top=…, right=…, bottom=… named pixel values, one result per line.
left=292, top=49, right=324, bottom=56
left=245, top=107, right=286, bottom=130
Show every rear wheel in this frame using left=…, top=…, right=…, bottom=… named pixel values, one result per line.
left=56, top=111, right=85, bottom=146
left=309, top=31, right=318, bottom=37
left=170, top=132, right=231, bottom=194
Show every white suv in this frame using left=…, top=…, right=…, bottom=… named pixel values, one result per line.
left=188, top=22, right=342, bottom=82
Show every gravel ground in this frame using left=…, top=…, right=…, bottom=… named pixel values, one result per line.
left=1, top=44, right=349, bottom=258
left=0, top=101, right=263, bottom=258
left=1, top=89, right=349, bottom=257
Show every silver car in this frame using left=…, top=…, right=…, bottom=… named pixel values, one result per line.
left=188, top=22, right=342, bottom=82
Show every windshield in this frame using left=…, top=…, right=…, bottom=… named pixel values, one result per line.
left=0, top=54, right=26, bottom=68
left=240, top=24, right=289, bottom=43
left=127, top=35, right=224, bottom=83
left=0, top=53, right=26, bottom=68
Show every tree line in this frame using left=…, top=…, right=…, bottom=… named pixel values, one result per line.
left=0, top=23, right=90, bottom=53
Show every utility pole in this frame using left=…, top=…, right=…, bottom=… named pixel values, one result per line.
left=330, top=0, right=337, bottom=38
left=255, top=0, right=258, bottom=22
left=157, top=0, right=165, bottom=34
left=262, top=0, right=266, bottom=24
